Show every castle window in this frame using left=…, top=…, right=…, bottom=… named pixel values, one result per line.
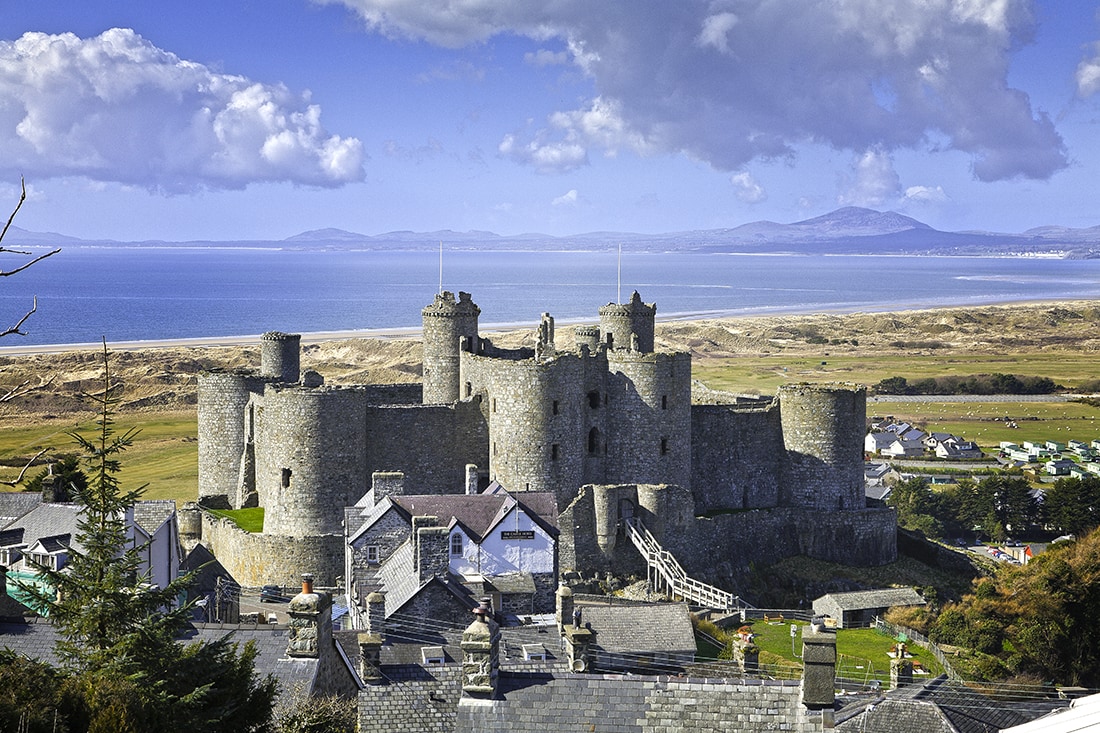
left=465, top=382, right=472, bottom=398
left=492, top=398, right=497, bottom=412
left=450, top=533, right=463, bottom=556
left=588, top=428, right=600, bottom=455
left=587, top=391, right=600, bottom=409
left=660, top=438, right=669, bottom=455
left=281, top=468, right=292, bottom=488
left=661, top=395, right=668, bottom=410
left=552, top=400, right=559, bottom=415
left=551, top=443, right=560, bottom=460
left=365, top=545, right=379, bottom=564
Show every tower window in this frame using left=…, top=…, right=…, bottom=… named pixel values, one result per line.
left=281, top=468, right=292, bottom=488
left=660, top=438, right=669, bottom=455
left=492, top=398, right=497, bottom=412
left=552, top=400, right=559, bottom=415
left=465, top=382, right=472, bottom=397
left=588, top=428, right=600, bottom=455
left=587, top=391, right=600, bottom=409
left=661, top=395, right=668, bottom=410
left=551, top=443, right=560, bottom=460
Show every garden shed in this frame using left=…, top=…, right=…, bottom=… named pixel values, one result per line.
left=812, top=588, right=925, bottom=629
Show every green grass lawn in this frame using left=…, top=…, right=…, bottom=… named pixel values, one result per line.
left=700, top=619, right=944, bottom=685
left=207, top=507, right=264, bottom=533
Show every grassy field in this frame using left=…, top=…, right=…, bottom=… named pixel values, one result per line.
left=700, top=619, right=944, bottom=685
left=0, top=410, right=198, bottom=502
left=691, top=350, right=1100, bottom=395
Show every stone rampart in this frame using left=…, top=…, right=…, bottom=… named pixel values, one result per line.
left=199, top=511, right=343, bottom=587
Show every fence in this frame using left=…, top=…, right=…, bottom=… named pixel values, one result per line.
left=873, top=616, right=961, bottom=681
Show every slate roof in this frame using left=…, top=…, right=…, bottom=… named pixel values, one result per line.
left=835, top=677, right=1068, bottom=733
left=816, top=587, right=925, bottom=612
left=133, top=499, right=176, bottom=534
left=389, top=491, right=558, bottom=542
left=2, top=504, right=84, bottom=554
left=0, top=617, right=322, bottom=708
left=0, top=492, right=41, bottom=528
left=1002, top=691, right=1100, bottom=733
left=577, top=602, right=696, bottom=656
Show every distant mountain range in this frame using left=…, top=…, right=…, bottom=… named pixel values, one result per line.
left=9, top=206, right=1100, bottom=257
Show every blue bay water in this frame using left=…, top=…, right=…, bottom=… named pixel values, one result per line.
left=3, top=247, right=1100, bottom=346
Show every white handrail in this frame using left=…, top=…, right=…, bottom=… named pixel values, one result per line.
left=623, top=518, right=742, bottom=611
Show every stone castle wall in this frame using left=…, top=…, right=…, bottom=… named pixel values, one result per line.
left=199, top=511, right=344, bottom=587
left=690, top=402, right=783, bottom=512
left=197, top=371, right=266, bottom=508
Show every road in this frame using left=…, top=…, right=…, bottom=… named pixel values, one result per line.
left=870, top=394, right=1071, bottom=403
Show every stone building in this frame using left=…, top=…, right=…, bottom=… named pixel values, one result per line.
left=194, top=290, right=896, bottom=588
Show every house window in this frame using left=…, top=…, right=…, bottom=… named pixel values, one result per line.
left=281, top=468, right=292, bottom=488
left=365, top=545, right=379, bottom=564
left=450, top=533, right=463, bottom=556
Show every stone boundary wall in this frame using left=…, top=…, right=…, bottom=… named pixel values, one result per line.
left=199, top=511, right=343, bottom=587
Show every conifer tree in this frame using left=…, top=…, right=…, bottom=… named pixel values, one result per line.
left=23, top=342, right=276, bottom=732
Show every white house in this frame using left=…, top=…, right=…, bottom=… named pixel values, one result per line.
left=344, top=472, right=559, bottom=629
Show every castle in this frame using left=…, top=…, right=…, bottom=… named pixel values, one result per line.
left=193, top=291, right=896, bottom=591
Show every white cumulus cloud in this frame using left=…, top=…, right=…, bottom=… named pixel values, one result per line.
left=904, top=185, right=949, bottom=203
left=838, top=149, right=901, bottom=207
left=552, top=189, right=579, bottom=206
left=0, top=29, right=365, bottom=191
left=730, top=172, right=766, bottom=203
left=323, top=0, right=1067, bottom=181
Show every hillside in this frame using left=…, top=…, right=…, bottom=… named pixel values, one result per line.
left=2, top=300, right=1100, bottom=425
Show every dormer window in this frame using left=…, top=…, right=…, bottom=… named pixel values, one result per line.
left=450, top=533, right=464, bottom=556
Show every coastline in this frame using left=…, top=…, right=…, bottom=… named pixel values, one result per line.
left=0, top=296, right=1093, bottom=357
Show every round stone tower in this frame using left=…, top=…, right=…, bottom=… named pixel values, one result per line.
left=598, top=291, right=655, bottom=353
left=256, top=385, right=368, bottom=536
left=604, top=350, right=692, bottom=487
left=421, top=291, right=480, bottom=404
left=777, top=383, right=866, bottom=510
left=573, top=325, right=601, bottom=353
left=260, top=331, right=301, bottom=383
left=197, top=370, right=254, bottom=508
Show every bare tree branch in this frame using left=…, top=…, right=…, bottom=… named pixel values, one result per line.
left=0, top=176, right=26, bottom=244
left=0, top=446, right=51, bottom=487
left=0, top=177, right=60, bottom=339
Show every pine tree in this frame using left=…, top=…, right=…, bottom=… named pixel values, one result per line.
left=22, top=342, right=276, bottom=732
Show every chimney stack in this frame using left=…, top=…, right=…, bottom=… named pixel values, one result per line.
left=801, top=623, right=837, bottom=710
left=460, top=599, right=500, bottom=699
left=366, top=591, right=386, bottom=638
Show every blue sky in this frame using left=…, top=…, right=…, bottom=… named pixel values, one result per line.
left=2, top=0, right=1100, bottom=241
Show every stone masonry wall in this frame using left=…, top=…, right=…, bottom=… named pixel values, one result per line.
left=199, top=511, right=344, bottom=587
left=690, top=402, right=783, bottom=512
left=197, top=371, right=265, bottom=508
left=364, top=400, right=488, bottom=493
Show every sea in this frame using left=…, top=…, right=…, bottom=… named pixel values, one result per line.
left=3, top=246, right=1100, bottom=347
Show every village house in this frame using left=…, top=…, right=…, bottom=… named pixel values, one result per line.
left=344, top=470, right=559, bottom=629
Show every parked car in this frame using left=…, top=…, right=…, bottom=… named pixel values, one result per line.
left=260, top=584, right=285, bottom=603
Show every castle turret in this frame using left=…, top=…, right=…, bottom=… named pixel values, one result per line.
left=778, top=383, right=866, bottom=510
left=260, top=331, right=301, bottom=383
left=422, top=291, right=480, bottom=404
left=598, top=291, right=655, bottom=353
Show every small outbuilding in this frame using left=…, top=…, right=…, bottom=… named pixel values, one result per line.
left=812, top=588, right=925, bottom=629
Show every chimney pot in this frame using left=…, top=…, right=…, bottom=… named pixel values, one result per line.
left=302, top=573, right=314, bottom=595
